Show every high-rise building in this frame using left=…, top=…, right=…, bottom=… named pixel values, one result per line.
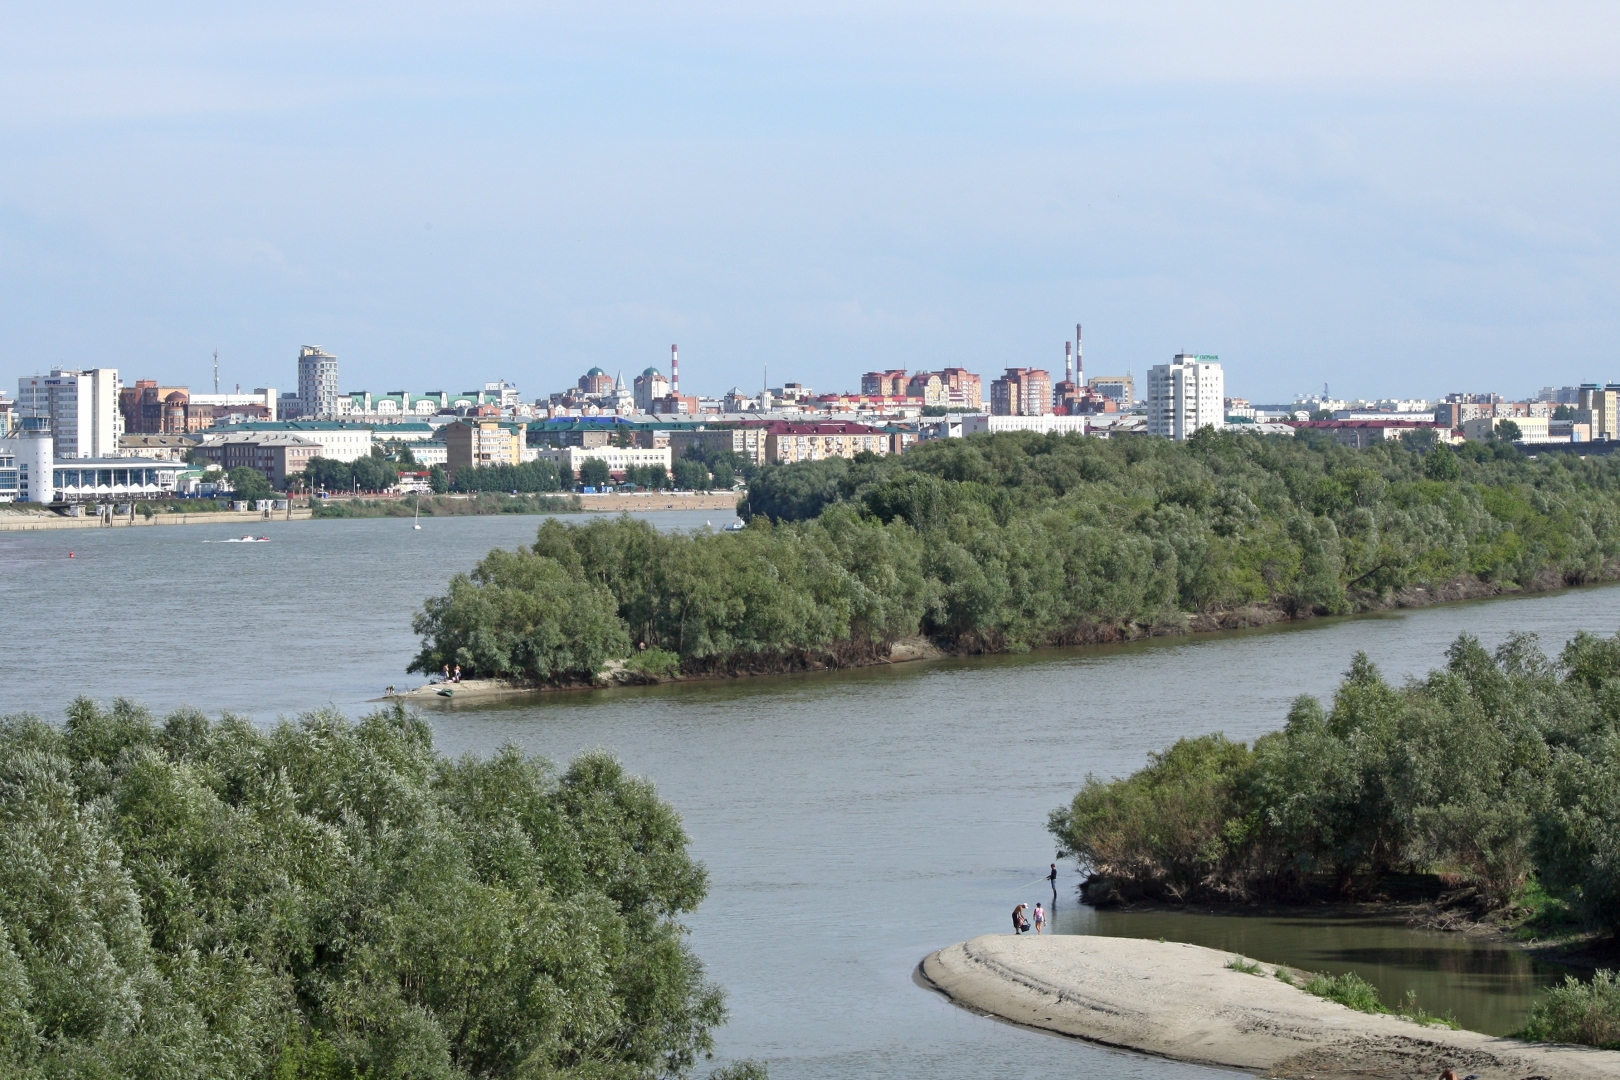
left=861, top=370, right=909, bottom=397
left=16, top=368, right=122, bottom=458
left=1577, top=384, right=1620, bottom=440
left=634, top=368, right=671, bottom=412
left=1147, top=355, right=1224, bottom=440
left=297, top=346, right=340, bottom=419
left=989, top=368, right=1053, bottom=416
left=577, top=367, right=614, bottom=397
left=935, top=368, right=983, bottom=410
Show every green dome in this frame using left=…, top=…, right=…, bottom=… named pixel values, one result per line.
left=585, top=366, right=607, bottom=377
left=642, top=367, right=662, bottom=377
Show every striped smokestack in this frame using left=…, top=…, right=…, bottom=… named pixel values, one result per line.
left=1075, top=323, right=1083, bottom=381
left=671, top=344, right=680, bottom=395
left=1065, top=341, right=1073, bottom=384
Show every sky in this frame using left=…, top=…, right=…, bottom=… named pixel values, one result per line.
left=3, top=1, right=1620, bottom=404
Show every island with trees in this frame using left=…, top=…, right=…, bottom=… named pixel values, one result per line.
left=1047, top=629, right=1620, bottom=1048
left=409, top=429, right=1620, bottom=686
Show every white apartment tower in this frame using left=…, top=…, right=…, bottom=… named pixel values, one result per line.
left=16, top=368, right=123, bottom=458
left=1147, top=354, right=1225, bottom=441
left=297, top=346, right=340, bottom=419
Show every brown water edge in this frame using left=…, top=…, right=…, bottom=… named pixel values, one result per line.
left=393, top=567, right=1620, bottom=706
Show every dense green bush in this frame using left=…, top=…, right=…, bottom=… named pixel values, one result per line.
left=0, top=699, right=724, bottom=1079
left=410, top=548, right=631, bottom=682
left=305, top=455, right=400, bottom=493
left=450, top=459, right=564, bottom=494
left=1518, top=970, right=1620, bottom=1048
left=744, top=429, right=1620, bottom=626
left=1049, top=631, right=1620, bottom=939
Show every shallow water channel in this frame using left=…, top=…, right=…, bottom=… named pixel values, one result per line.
left=3, top=514, right=1616, bottom=1078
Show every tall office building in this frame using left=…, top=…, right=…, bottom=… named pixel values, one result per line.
left=989, top=368, right=1053, bottom=416
left=1147, top=355, right=1224, bottom=440
left=16, top=368, right=123, bottom=458
left=297, top=346, right=340, bottom=419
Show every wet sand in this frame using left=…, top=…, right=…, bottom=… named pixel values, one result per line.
left=919, top=934, right=1620, bottom=1079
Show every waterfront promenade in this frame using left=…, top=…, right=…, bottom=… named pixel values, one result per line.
left=0, top=507, right=313, bottom=531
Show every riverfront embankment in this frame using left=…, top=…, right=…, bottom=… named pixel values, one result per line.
left=920, top=935, right=1620, bottom=1079
left=0, top=507, right=312, bottom=531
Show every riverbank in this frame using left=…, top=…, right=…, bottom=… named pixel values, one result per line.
left=398, top=568, right=1617, bottom=704
left=385, top=635, right=952, bottom=702
left=313, top=490, right=742, bottom=518
left=0, top=507, right=311, bottom=530
left=920, top=935, right=1620, bottom=1079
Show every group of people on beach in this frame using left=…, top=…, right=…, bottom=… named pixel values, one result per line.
left=1011, top=902, right=1045, bottom=934
left=1010, top=864, right=1059, bottom=935
left=437, top=663, right=462, bottom=684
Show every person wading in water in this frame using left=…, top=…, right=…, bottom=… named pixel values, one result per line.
left=1011, top=904, right=1030, bottom=934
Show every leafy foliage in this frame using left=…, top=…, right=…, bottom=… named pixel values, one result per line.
left=1518, top=970, right=1620, bottom=1048
left=0, top=700, right=725, bottom=1079
left=1304, top=972, right=1385, bottom=1014
left=451, top=460, right=564, bottom=494
left=409, top=549, right=631, bottom=683
left=303, top=455, right=400, bottom=493
left=744, top=430, right=1620, bottom=627
left=227, top=466, right=274, bottom=500
left=1049, top=631, right=1620, bottom=939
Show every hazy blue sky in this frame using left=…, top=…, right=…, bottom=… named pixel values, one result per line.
left=4, top=2, right=1619, bottom=403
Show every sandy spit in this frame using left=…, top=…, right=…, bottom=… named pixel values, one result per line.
left=919, top=935, right=1620, bottom=1080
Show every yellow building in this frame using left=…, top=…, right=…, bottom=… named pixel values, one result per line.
left=444, top=419, right=526, bottom=478
left=764, top=421, right=889, bottom=464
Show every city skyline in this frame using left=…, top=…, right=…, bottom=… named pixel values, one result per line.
left=5, top=5, right=1620, bottom=402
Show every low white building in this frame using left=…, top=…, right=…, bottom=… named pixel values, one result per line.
left=1461, top=416, right=1552, bottom=443
left=220, top=422, right=374, bottom=462
left=50, top=459, right=187, bottom=502
left=958, top=414, right=1089, bottom=437
left=536, top=445, right=672, bottom=478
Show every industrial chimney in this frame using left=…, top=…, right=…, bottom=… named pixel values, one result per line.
left=1075, top=323, right=1084, bottom=382
left=671, top=344, right=680, bottom=395
left=1065, top=341, right=1073, bottom=385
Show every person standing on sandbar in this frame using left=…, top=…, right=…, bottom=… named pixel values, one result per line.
left=1011, top=904, right=1029, bottom=934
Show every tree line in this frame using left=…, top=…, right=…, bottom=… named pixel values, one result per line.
left=0, top=700, right=732, bottom=1079
left=411, top=430, right=1620, bottom=684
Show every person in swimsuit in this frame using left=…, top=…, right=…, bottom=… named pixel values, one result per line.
left=1033, top=903, right=1046, bottom=934
left=1011, top=903, right=1028, bottom=934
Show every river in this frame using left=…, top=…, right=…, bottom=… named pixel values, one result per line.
left=3, top=512, right=1613, bottom=1078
